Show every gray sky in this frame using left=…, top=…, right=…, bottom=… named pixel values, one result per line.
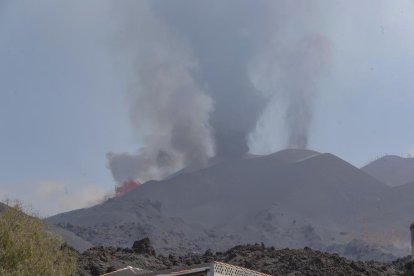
left=1, top=0, right=414, bottom=216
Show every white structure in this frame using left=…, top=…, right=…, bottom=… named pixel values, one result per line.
left=102, top=262, right=269, bottom=276
left=102, top=266, right=144, bottom=276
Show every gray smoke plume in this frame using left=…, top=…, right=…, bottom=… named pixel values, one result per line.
left=107, top=2, right=214, bottom=184
left=107, top=1, right=330, bottom=183
left=285, top=35, right=330, bottom=148
left=276, top=34, right=330, bottom=149
left=151, top=0, right=269, bottom=157
left=250, top=1, right=330, bottom=149
left=150, top=0, right=330, bottom=152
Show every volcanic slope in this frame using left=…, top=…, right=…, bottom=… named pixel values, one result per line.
left=362, top=155, right=414, bottom=187
left=49, top=149, right=400, bottom=258
left=364, top=180, right=414, bottom=253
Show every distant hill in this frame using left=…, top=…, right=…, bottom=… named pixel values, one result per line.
left=362, top=155, right=414, bottom=187
left=0, top=201, right=92, bottom=252
left=48, top=149, right=412, bottom=260
left=0, top=202, right=8, bottom=212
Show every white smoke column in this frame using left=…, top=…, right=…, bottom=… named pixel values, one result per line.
left=250, top=1, right=330, bottom=149
left=108, top=1, right=214, bottom=184
left=280, top=33, right=330, bottom=148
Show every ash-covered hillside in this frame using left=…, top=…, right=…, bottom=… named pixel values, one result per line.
left=48, top=149, right=414, bottom=261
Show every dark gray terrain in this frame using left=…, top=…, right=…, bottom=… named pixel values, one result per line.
left=75, top=238, right=410, bottom=276
left=362, top=155, right=414, bottom=187
left=48, top=149, right=414, bottom=261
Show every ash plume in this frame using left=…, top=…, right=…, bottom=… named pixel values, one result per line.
left=250, top=1, right=330, bottom=149
left=149, top=0, right=330, bottom=152
left=108, top=2, right=214, bottom=183
left=281, top=34, right=330, bottom=149
left=151, top=0, right=269, bottom=158
left=107, top=1, right=330, bottom=183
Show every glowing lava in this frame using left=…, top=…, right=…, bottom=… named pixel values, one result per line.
left=116, top=180, right=141, bottom=197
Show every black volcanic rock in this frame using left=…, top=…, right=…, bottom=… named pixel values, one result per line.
left=132, top=238, right=156, bottom=256
left=325, top=239, right=396, bottom=262
left=75, top=241, right=404, bottom=276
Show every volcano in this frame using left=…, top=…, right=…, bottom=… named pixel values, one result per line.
left=48, top=149, right=413, bottom=260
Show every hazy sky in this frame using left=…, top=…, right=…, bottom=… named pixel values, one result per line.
left=1, top=0, right=414, bottom=215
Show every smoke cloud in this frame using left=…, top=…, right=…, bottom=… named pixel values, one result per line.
left=151, top=0, right=269, bottom=157
left=107, top=0, right=330, bottom=183
left=283, top=34, right=330, bottom=148
left=252, top=34, right=330, bottom=149
left=107, top=2, right=214, bottom=184
left=250, top=1, right=330, bottom=149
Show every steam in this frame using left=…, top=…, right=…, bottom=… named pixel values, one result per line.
left=107, top=1, right=330, bottom=184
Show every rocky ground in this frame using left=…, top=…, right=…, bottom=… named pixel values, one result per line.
left=74, top=238, right=413, bottom=276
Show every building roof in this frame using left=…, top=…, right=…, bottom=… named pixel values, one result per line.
left=101, top=262, right=269, bottom=276
left=101, top=266, right=146, bottom=276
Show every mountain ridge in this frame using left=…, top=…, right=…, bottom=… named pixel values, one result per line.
left=48, top=149, right=411, bottom=260
left=362, top=155, right=414, bottom=187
